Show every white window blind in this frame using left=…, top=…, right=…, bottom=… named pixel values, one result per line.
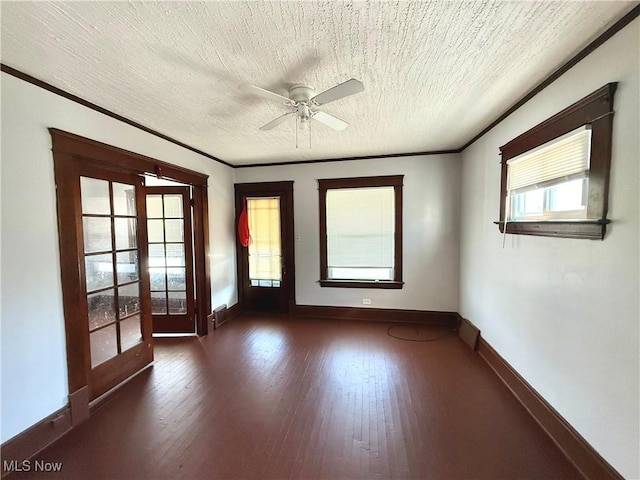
left=247, top=197, right=281, bottom=281
left=326, top=187, right=394, bottom=280
left=507, top=126, right=591, bottom=193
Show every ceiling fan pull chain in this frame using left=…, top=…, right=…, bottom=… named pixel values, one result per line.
left=295, top=113, right=299, bottom=149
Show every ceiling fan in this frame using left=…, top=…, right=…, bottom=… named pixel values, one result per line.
left=239, top=78, right=364, bottom=137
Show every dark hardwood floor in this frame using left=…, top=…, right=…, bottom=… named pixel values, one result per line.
left=9, top=314, right=581, bottom=479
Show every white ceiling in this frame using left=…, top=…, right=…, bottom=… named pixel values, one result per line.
left=1, top=1, right=636, bottom=166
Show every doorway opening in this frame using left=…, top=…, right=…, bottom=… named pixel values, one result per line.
left=51, top=129, right=211, bottom=405
left=144, top=176, right=197, bottom=335
left=235, top=182, right=295, bottom=314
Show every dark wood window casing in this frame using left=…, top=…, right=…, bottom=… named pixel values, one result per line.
left=498, top=83, right=617, bottom=239
left=318, top=175, right=404, bottom=289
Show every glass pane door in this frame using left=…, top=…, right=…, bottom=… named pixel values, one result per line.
left=235, top=185, right=292, bottom=314
left=146, top=187, right=195, bottom=333
left=80, top=177, right=144, bottom=368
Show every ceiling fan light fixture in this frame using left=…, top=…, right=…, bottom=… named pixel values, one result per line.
left=298, top=104, right=311, bottom=131
left=242, top=78, right=364, bottom=144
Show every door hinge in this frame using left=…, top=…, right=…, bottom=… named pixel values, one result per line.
left=190, top=198, right=195, bottom=207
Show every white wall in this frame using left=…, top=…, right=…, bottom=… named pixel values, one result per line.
left=0, top=73, right=237, bottom=443
left=459, top=19, right=639, bottom=479
left=235, top=155, right=460, bottom=312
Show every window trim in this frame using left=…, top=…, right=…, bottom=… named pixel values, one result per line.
left=497, top=83, right=617, bottom=240
left=318, top=175, right=403, bottom=289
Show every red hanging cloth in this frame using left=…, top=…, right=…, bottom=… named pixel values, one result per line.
left=237, top=198, right=251, bottom=247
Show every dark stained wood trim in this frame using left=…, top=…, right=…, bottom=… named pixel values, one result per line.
left=0, top=406, right=72, bottom=477
left=193, top=184, right=212, bottom=336
left=54, top=153, right=155, bottom=402
left=461, top=4, right=639, bottom=151
left=0, top=62, right=462, bottom=168
left=4, top=6, right=638, bottom=169
left=394, top=177, right=404, bottom=284
left=53, top=151, right=88, bottom=395
left=227, top=302, right=242, bottom=321
left=68, top=387, right=90, bottom=427
left=494, top=220, right=609, bottom=240
left=78, top=165, right=154, bottom=400
left=318, top=280, right=404, bottom=289
left=457, top=314, right=480, bottom=351
left=233, top=180, right=296, bottom=193
left=497, top=83, right=616, bottom=239
left=318, top=175, right=405, bottom=190
left=318, top=175, right=403, bottom=287
left=229, top=5, right=640, bottom=167
left=51, top=129, right=212, bottom=339
left=50, top=129, right=211, bottom=406
left=1, top=64, right=232, bottom=168
left=293, top=304, right=459, bottom=326
left=146, top=186, right=196, bottom=334
left=318, top=185, right=328, bottom=287
left=90, top=341, right=153, bottom=400
left=88, top=364, right=154, bottom=414
left=234, top=149, right=461, bottom=168
left=49, top=129, right=209, bottom=186
left=234, top=182, right=296, bottom=314
left=499, top=84, right=617, bottom=160
left=477, top=337, right=624, bottom=480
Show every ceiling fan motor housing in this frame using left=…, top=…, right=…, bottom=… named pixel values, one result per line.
left=288, top=84, right=316, bottom=103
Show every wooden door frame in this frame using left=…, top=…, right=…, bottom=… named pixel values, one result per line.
left=234, top=181, right=296, bottom=313
left=77, top=165, right=154, bottom=399
left=145, top=186, right=196, bottom=334
left=51, top=129, right=212, bottom=400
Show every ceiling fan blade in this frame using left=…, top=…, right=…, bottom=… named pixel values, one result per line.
left=311, top=78, right=364, bottom=106
left=259, top=112, right=295, bottom=131
left=312, top=111, right=349, bottom=131
left=239, top=84, right=291, bottom=104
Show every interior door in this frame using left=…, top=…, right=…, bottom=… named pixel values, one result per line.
left=78, top=167, right=153, bottom=400
left=145, top=187, right=196, bottom=333
left=235, top=182, right=295, bottom=313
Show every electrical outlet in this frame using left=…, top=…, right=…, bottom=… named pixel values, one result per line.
left=362, top=298, right=372, bottom=305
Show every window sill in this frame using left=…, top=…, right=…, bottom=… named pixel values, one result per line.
left=319, top=280, right=404, bottom=289
left=494, top=219, right=609, bottom=239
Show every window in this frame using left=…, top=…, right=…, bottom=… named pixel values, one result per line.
left=508, top=126, right=591, bottom=221
left=498, top=83, right=617, bottom=239
left=247, top=197, right=282, bottom=287
left=318, top=175, right=403, bottom=289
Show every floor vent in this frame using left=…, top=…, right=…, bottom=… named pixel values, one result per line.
left=213, top=304, right=229, bottom=330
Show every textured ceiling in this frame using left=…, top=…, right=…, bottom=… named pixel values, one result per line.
left=1, top=1, right=636, bottom=166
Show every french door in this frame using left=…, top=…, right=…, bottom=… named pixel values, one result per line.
left=52, top=129, right=212, bottom=413
left=65, top=164, right=153, bottom=401
left=145, top=187, right=195, bottom=333
left=235, top=182, right=295, bottom=313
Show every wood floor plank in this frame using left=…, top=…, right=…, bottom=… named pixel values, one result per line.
left=5, top=315, right=582, bottom=480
